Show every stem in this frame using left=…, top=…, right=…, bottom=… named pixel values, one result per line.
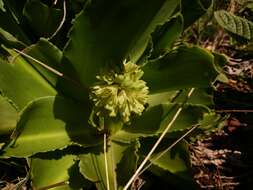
left=111, top=145, right=118, bottom=190
left=123, top=88, right=195, bottom=190
left=104, top=134, right=110, bottom=190
left=139, top=124, right=199, bottom=176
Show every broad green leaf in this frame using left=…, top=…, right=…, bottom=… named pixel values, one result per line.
left=151, top=143, right=190, bottom=177
left=112, top=103, right=208, bottom=142
left=79, top=140, right=138, bottom=190
left=0, top=49, right=56, bottom=110
left=0, top=4, right=30, bottom=44
left=25, top=38, right=63, bottom=87
left=68, top=161, right=93, bottom=189
left=0, top=0, right=5, bottom=12
left=181, top=0, right=212, bottom=29
left=139, top=139, right=196, bottom=189
left=147, top=91, right=179, bottom=107
left=31, top=153, right=76, bottom=190
left=23, top=0, right=63, bottom=37
left=235, top=0, right=253, bottom=10
left=173, top=88, right=214, bottom=108
left=147, top=88, right=214, bottom=108
left=64, top=0, right=180, bottom=87
left=213, top=52, right=229, bottom=73
left=0, top=28, right=26, bottom=48
left=149, top=165, right=197, bottom=190
left=246, top=2, right=253, bottom=10
left=214, top=10, right=253, bottom=40
left=212, top=52, right=229, bottom=83
left=198, top=112, right=224, bottom=131
left=25, top=38, right=90, bottom=103
left=2, top=0, right=26, bottom=22
left=140, top=140, right=190, bottom=179
left=142, top=46, right=218, bottom=93
left=116, top=141, right=139, bottom=186
left=0, top=95, right=18, bottom=135
left=0, top=142, right=4, bottom=149
left=151, top=14, right=183, bottom=58
left=3, top=96, right=102, bottom=157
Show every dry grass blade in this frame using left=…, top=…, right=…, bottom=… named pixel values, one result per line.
left=49, top=0, right=67, bottom=40
left=138, top=124, right=199, bottom=176
left=123, top=88, right=195, bottom=190
left=13, top=48, right=64, bottom=77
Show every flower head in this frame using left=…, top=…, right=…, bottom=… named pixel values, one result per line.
left=90, top=60, right=149, bottom=123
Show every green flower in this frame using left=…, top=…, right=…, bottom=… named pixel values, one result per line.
left=90, top=60, right=149, bottom=123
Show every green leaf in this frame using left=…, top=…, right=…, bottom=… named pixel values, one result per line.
left=214, top=10, right=253, bottom=40
left=235, top=0, right=253, bottom=10
left=31, top=153, right=76, bottom=190
left=79, top=140, right=138, bottom=190
left=115, top=141, right=139, bottom=186
left=149, top=165, right=197, bottom=190
left=151, top=14, right=183, bottom=58
left=0, top=0, right=5, bottom=12
left=173, top=89, right=214, bottom=108
left=0, top=95, right=18, bottom=135
left=198, top=112, right=223, bottom=131
left=0, top=49, right=56, bottom=110
left=139, top=139, right=197, bottom=189
left=112, top=103, right=208, bottom=142
left=140, top=139, right=191, bottom=179
left=2, top=0, right=27, bottom=22
left=0, top=3, right=30, bottom=44
left=3, top=96, right=102, bottom=157
left=68, top=160, right=93, bottom=189
left=212, top=52, right=229, bottom=83
left=147, top=91, right=179, bottom=107
left=25, top=38, right=90, bottom=103
left=0, top=142, right=4, bottom=149
left=0, top=28, right=26, bottom=48
left=64, top=0, right=180, bottom=87
left=142, top=45, right=218, bottom=93
left=181, top=0, right=212, bottom=29
left=23, top=0, right=63, bottom=37
left=147, top=88, right=214, bottom=108
left=25, top=38, right=63, bottom=87
left=213, top=52, right=229, bottom=73
left=151, top=143, right=190, bottom=176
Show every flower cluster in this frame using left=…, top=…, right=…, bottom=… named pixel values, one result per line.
left=90, top=61, right=149, bottom=123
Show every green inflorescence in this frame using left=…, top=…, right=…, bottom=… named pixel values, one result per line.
left=90, top=60, right=149, bottom=123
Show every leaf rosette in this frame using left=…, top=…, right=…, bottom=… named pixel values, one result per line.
left=0, top=0, right=223, bottom=189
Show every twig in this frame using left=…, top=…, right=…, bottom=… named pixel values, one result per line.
left=216, top=109, right=253, bottom=113
left=139, top=124, right=199, bottom=176
left=123, top=88, right=195, bottom=190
